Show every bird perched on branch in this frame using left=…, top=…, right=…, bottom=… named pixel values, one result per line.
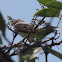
left=8, top=19, right=58, bottom=41
left=7, top=16, right=58, bottom=40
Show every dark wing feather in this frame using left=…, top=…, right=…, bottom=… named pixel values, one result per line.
left=14, top=24, right=36, bottom=33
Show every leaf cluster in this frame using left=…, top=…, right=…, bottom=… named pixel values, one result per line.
left=35, top=0, right=62, bottom=17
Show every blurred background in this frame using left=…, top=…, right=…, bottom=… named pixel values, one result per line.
left=0, top=0, right=62, bottom=62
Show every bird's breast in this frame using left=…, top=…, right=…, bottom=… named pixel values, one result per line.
left=18, top=32, right=35, bottom=39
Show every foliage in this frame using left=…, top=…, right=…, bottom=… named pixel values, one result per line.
left=48, top=48, right=62, bottom=60
left=0, top=12, right=5, bottom=36
left=35, top=8, right=60, bottom=17
left=38, top=0, right=56, bottom=4
left=44, top=1, right=62, bottom=10
left=35, top=0, right=62, bottom=17
left=0, top=37, right=2, bottom=44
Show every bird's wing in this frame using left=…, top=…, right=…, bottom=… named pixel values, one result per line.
left=14, top=23, right=35, bottom=33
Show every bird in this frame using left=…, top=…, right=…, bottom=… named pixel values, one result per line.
left=10, top=19, right=58, bottom=40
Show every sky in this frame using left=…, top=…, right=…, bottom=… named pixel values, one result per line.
left=0, top=0, right=62, bottom=62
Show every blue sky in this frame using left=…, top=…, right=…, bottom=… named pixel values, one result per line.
left=0, top=0, right=62, bottom=62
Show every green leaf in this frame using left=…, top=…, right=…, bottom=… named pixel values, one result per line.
left=22, top=49, right=33, bottom=60
left=0, top=12, right=5, bottom=35
left=22, top=47, right=41, bottom=61
left=30, top=47, right=42, bottom=60
left=37, top=0, right=56, bottom=4
left=35, top=8, right=60, bottom=17
left=48, top=48, right=62, bottom=60
left=45, top=1, right=62, bottom=10
left=0, top=37, right=2, bottom=44
left=30, top=58, right=35, bottom=62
